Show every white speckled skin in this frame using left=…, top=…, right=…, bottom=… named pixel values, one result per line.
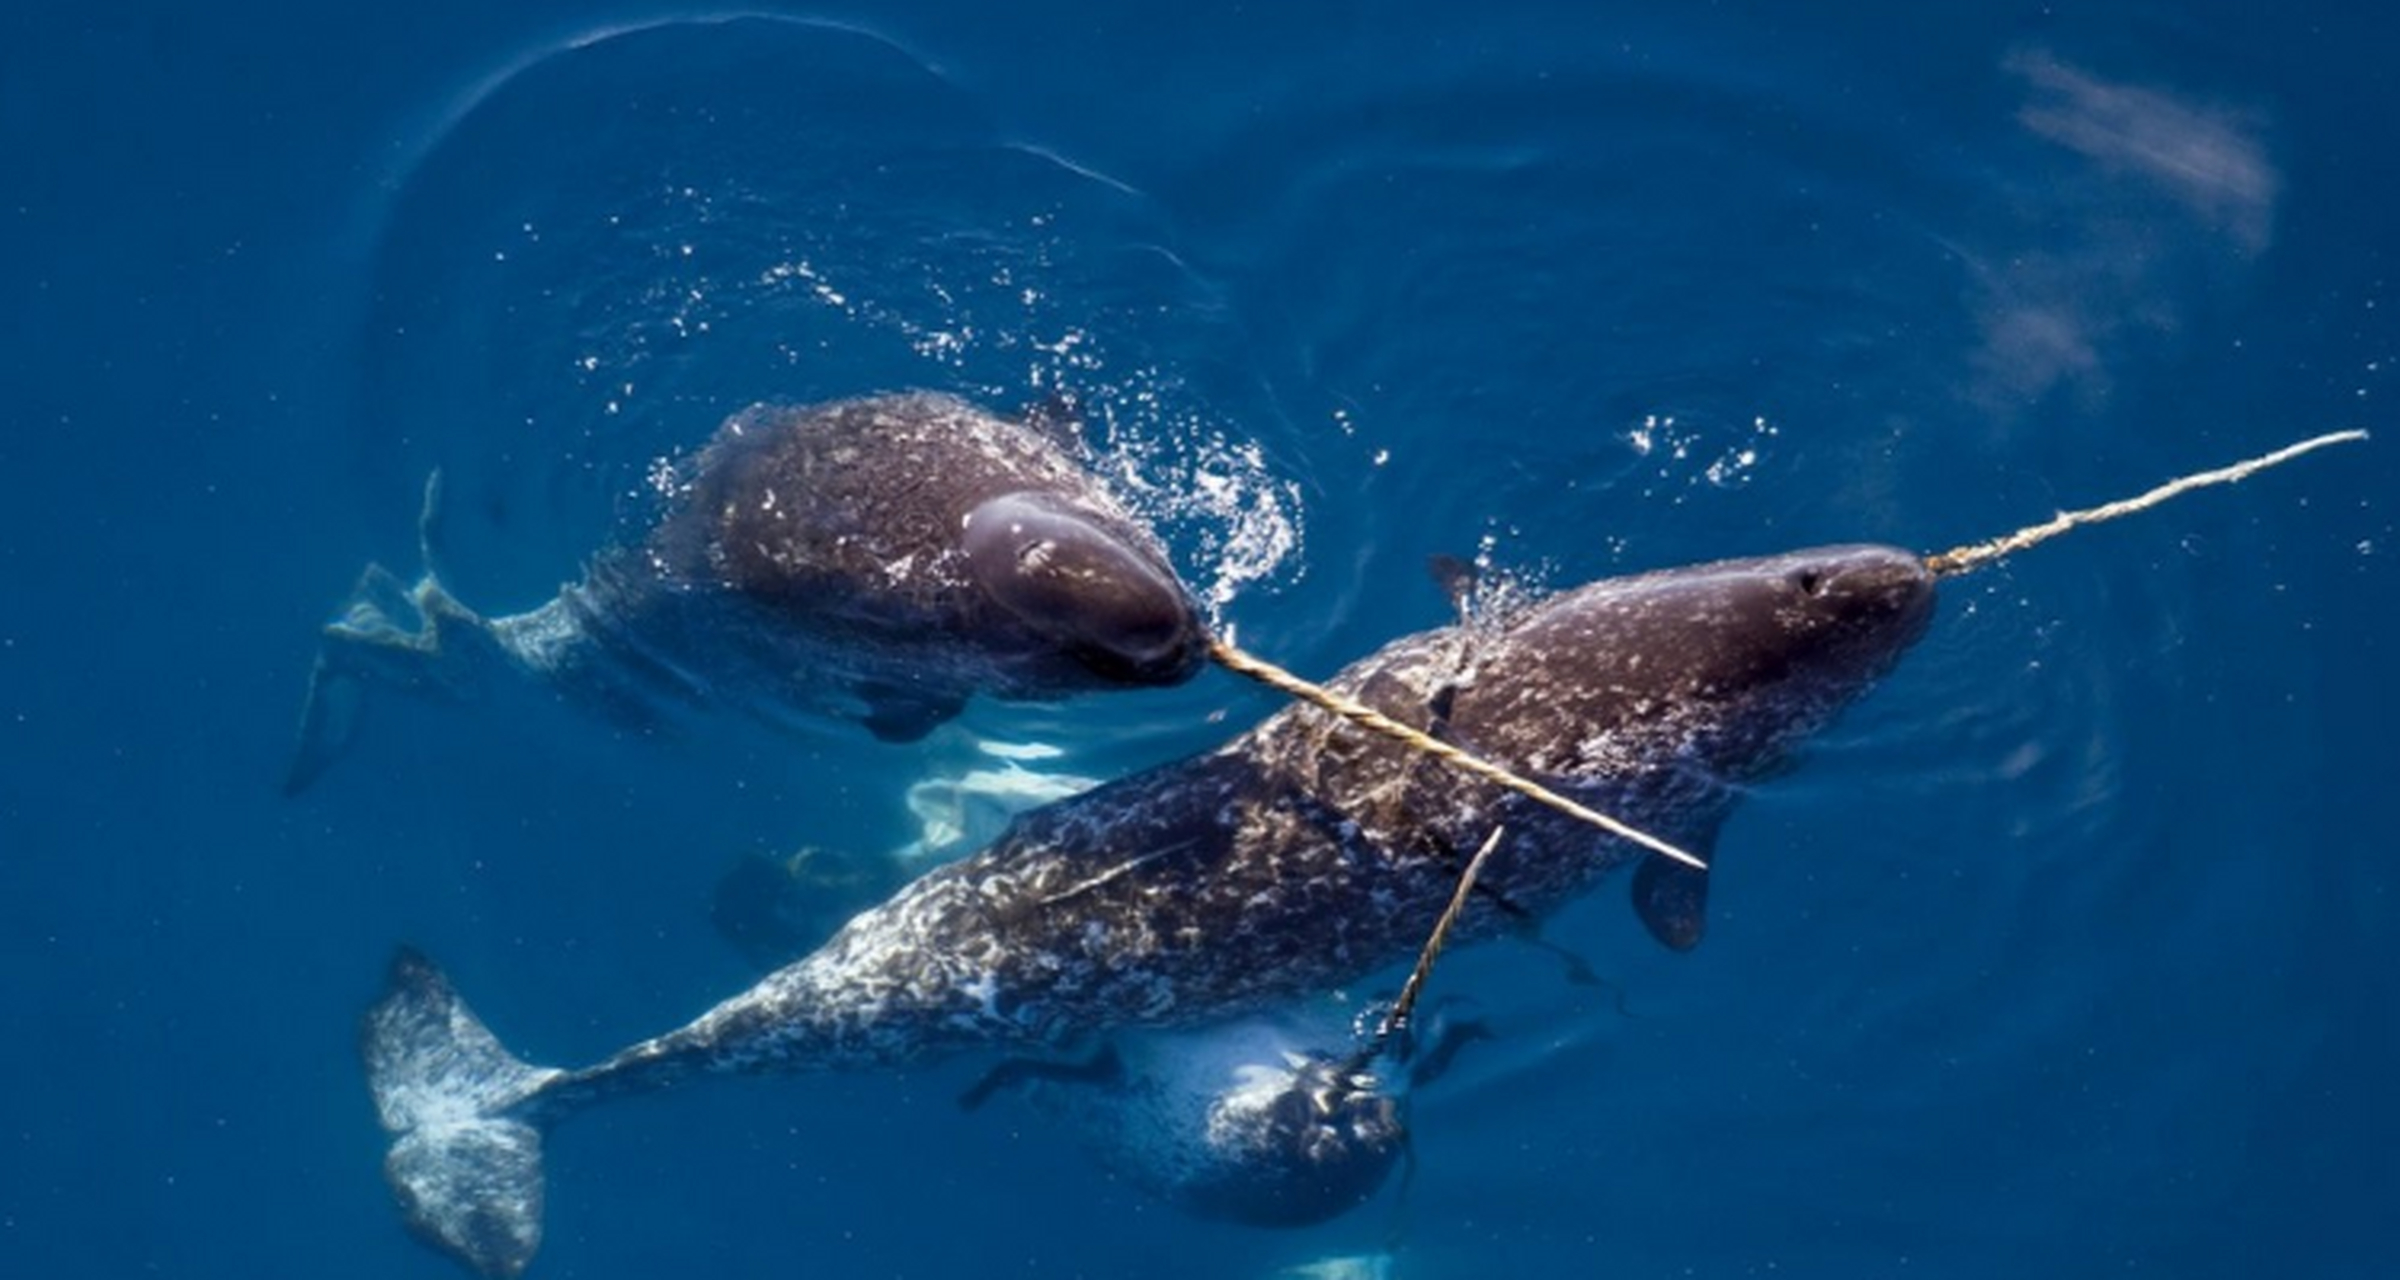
left=367, top=543, right=1934, bottom=1275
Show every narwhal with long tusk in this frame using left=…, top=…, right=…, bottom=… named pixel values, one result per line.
left=361, top=431, right=2362, bottom=1276
left=367, top=541, right=1939, bottom=1276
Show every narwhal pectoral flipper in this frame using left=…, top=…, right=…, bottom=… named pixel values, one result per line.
left=284, top=647, right=367, bottom=798
left=364, top=949, right=564, bottom=1279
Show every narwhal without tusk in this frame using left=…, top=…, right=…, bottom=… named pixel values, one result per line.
left=286, top=391, right=1212, bottom=793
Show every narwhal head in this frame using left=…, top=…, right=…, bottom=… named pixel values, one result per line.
left=1459, top=543, right=1936, bottom=788
left=1440, top=543, right=1936, bottom=951
left=961, top=491, right=1207, bottom=686
left=1173, top=1050, right=1406, bottom=1228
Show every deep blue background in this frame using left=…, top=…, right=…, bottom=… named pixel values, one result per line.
left=4, top=3, right=2394, bottom=1277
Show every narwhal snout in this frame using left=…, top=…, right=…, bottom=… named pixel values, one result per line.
left=962, top=492, right=1206, bottom=686
left=1783, top=544, right=1938, bottom=655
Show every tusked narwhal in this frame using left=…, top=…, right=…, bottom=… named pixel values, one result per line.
left=365, top=544, right=1937, bottom=1276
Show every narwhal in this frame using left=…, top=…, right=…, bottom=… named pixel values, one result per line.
left=287, top=391, right=1207, bottom=793
left=368, top=541, right=1938, bottom=1276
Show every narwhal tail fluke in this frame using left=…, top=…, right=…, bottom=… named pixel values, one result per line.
left=364, top=948, right=564, bottom=1279
left=285, top=473, right=504, bottom=795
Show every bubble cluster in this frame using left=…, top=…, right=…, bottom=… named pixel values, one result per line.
left=1622, top=412, right=1781, bottom=502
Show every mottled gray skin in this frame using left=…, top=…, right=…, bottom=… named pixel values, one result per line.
left=288, top=392, right=1203, bottom=791
left=365, top=544, right=1935, bottom=1276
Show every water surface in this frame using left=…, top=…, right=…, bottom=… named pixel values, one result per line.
left=2, top=3, right=2392, bottom=1277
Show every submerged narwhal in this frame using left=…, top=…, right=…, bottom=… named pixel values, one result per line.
left=959, top=996, right=1495, bottom=1231
left=363, top=543, right=1937, bottom=1276
left=287, top=391, right=1206, bottom=792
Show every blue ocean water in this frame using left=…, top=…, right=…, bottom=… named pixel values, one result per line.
left=4, top=2, right=2394, bottom=1277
